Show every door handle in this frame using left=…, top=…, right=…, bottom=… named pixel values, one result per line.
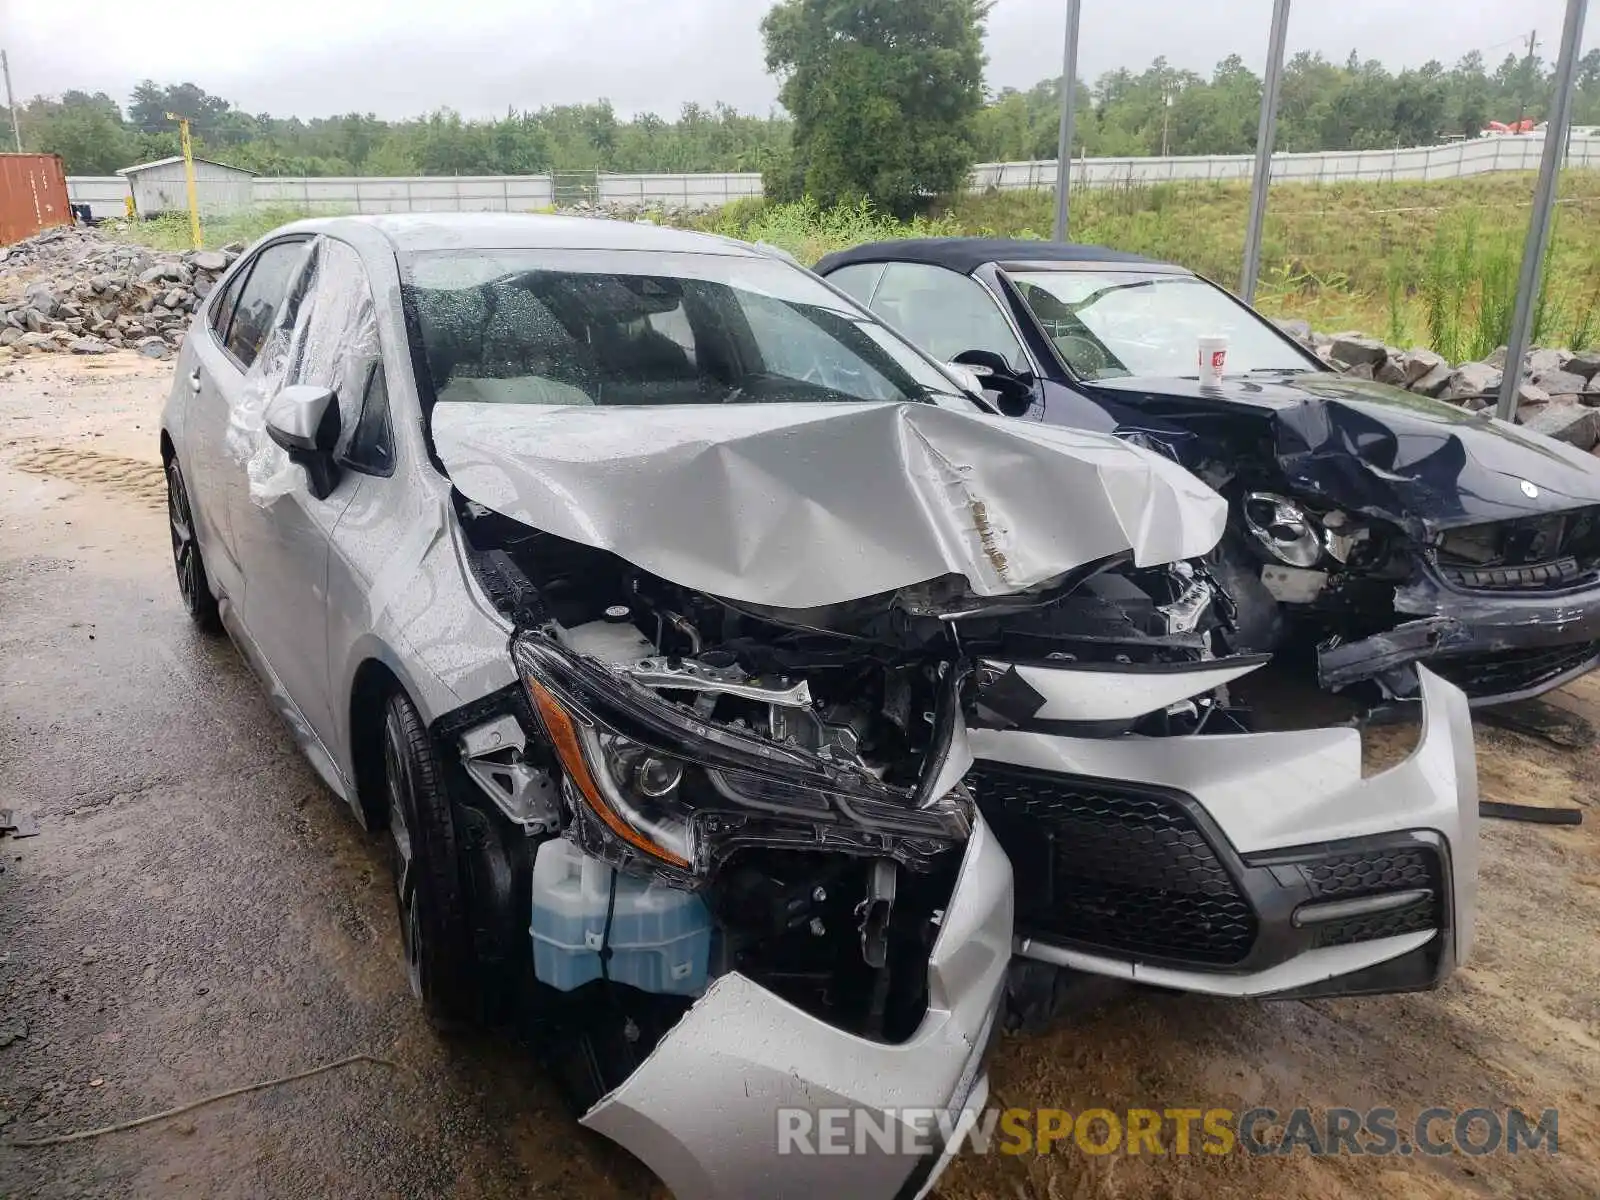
left=188, top=368, right=202, bottom=394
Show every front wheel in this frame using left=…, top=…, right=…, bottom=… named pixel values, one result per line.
left=165, top=459, right=221, bottom=632
left=383, top=689, right=478, bottom=1026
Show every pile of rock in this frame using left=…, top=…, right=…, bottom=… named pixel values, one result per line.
left=556, top=198, right=709, bottom=223
left=0, top=226, right=243, bottom=360
left=1275, top=320, right=1600, bottom=452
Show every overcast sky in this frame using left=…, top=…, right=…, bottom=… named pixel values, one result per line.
left=3, top=0, right=1596, bottom=119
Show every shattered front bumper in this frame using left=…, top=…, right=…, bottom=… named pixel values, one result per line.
left=967, top=667, right=1477, bottom=998
left=1319, top=563, right=1600, bottom=705
left=580, top=816, right=1013, bottom=1200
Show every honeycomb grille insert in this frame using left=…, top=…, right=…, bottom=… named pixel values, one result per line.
left=969, top=764, right=1258, bottom=967
left=1301, top=845, right=1444, bottom=949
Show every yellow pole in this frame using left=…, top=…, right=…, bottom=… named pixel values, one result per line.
left=167, top=112, right=204, bottom=250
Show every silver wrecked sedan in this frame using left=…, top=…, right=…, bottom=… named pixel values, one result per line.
left=161, top=215, right=1479, bottom=1199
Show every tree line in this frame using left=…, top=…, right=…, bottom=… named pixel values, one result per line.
left=8, top=11, right=1600, bottom=205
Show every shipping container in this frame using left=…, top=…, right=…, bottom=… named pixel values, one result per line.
left=0, top=153, right=72, bottom=245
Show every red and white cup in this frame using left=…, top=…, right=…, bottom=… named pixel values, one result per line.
left=1198, top=335, right=1228, bottom=386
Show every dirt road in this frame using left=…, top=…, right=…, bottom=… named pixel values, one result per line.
left=2, top=352, right=1597, bottom=1200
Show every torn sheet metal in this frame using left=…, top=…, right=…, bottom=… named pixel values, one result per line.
left=1086, top=372, right=1600, bottom=537
left=1318, top=566, right=1600, bottom=699
left=226, top=236, right=380, bottom=504
left=977, top=654, right=1267, bottom=724
left=432, top=400, right=1227, bottom=610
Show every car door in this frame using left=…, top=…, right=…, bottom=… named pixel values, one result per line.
left=227, top=237, right=378, bottom=758
left=180, top=260, right=256, bottom=601
left=191, top=237, right=313, bottom=593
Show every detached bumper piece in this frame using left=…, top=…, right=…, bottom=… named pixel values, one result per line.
left=972, top=766, right=1449, bottom=987
left=1319, top=561, right=1600, bottom=705
left=967, top=667, right=1478, bottom=999
left=579, top=817, right=1014, bottom=1200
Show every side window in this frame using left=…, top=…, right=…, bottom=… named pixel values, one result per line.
left=871, top=263, right=1029, bottom=373
left=824, top=262, right=887, bottom=307
left=223, top=240, right=308, bottom=369
left=207, top=265, right=248, bottom=344
left=737, top=291, right=901, bottom=402
left=341, top=362, right=395, bottom=476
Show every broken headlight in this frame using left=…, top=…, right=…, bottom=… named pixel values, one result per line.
left=513, top=635, right=969, bottom=875
left=1243, top=492, right=1322, bottom=568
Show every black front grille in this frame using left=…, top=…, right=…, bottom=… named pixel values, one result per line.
left=1430, top=640, right=1600, bottom=700
left=1437, top=508, right=1600, bottom=593
left=1300, top=846, right=1444, bottom=949
left=969, top=764, right=1257, bottom=967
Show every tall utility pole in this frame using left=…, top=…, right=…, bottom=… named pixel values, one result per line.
left=2, top=51, right=22, bottom=152
left=1497, top=0, right=1589, bottom=420
left=1051, top=0, right=1082, bottom=241
left=1240, top=0, right=1292, bottom=304
left=166, top=113, right=204, bottom=250
left=1515, top=29, right=1539, bottom=126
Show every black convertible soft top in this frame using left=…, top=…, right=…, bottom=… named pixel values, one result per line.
left=813, top=237, right=1162, bottom=277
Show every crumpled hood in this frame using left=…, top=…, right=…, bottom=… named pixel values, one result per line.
left=1085, top=373, right=1600, bottom=536
left=432, top=400, right=1225, bottom=609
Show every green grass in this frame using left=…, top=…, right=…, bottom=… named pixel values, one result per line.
left=108, top=206, right=330, bottom=252
left=696, top=171, right=1600, bottom=356
left=108, top=172, right=1600, bottom=358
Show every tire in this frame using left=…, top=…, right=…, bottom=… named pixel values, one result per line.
left=382, top=689, right=478, bottom=1027
left=165, top=459, right=221, bottom=633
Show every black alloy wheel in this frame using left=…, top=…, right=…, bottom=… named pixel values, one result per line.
left=382, top=689, right=477, bottom=1027
left=166, top=459, right=221, bottom=632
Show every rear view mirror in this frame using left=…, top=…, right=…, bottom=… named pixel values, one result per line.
left=265, top=384, right=341, bottom=499
left=951, top=349, right=1035, bottom=417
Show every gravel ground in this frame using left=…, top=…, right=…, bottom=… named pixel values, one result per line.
left=2, top=352, right=1596, bottom=1200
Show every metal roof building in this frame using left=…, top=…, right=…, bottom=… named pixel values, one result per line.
left=116, top=156, right=256, bottom=219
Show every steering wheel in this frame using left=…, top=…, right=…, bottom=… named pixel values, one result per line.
left=1055, top=334, right=1112, bottom=377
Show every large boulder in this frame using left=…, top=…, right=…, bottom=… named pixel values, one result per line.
left=22, top=283, right=57, bottom=318
left=1273, top=317, right=1313, bottom=346
left=1398, top=348, right=1448, bottom=386
left=1523, top=400, right=1600, bottom=450
left=1568, top=351, right=1600, bottom=381
left=1525, top=346, right=1573, bottom=377
left=1329, top=334, right=1389, bottom=369
left=1531, top=368, right=1590, bottom=399
left=1411, top=361, right=1455, bottom=397
left=188, top=249, right=228, bottom=272
left=1440, top=361, right=1502, bottom=403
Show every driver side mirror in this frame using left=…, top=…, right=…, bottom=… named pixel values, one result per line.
left=949, top=349, right=1035, bottom=417
left=265, top=384, right=342, bottom=500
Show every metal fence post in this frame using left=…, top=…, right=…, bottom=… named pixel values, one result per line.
left=1051, top=0, right=1082, bottom=240
left=1240, top=0, right=1292, bottom=303
left=1497, top=0, right=1590, bottom=421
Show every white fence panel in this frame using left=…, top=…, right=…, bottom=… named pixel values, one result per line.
left=67, top=136, right=1600, bottom=226
left=967, top=135, right=1600, bottom=192
left=65, top=176, right=128, bottom=219
left=597, top=172, right=763, bottom=208
left=249, top=175, right=555, bottom=214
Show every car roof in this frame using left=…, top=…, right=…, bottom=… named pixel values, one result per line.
left=814, top=237, right=1165, bottom=276
left=274, top=212, right=767, bottom=258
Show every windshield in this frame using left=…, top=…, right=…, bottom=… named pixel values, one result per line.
left=402, top=248, right=968, bottom=412
left=1006, top=269, right=1318, bottom=381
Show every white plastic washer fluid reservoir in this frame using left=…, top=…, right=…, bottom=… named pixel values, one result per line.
left=530, top=837, right=711, bottom=996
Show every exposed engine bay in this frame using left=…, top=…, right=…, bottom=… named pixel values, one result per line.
left=1094, top=386, right=1600, bottom=708
left=448, top=494, right=1242, bottom=1105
